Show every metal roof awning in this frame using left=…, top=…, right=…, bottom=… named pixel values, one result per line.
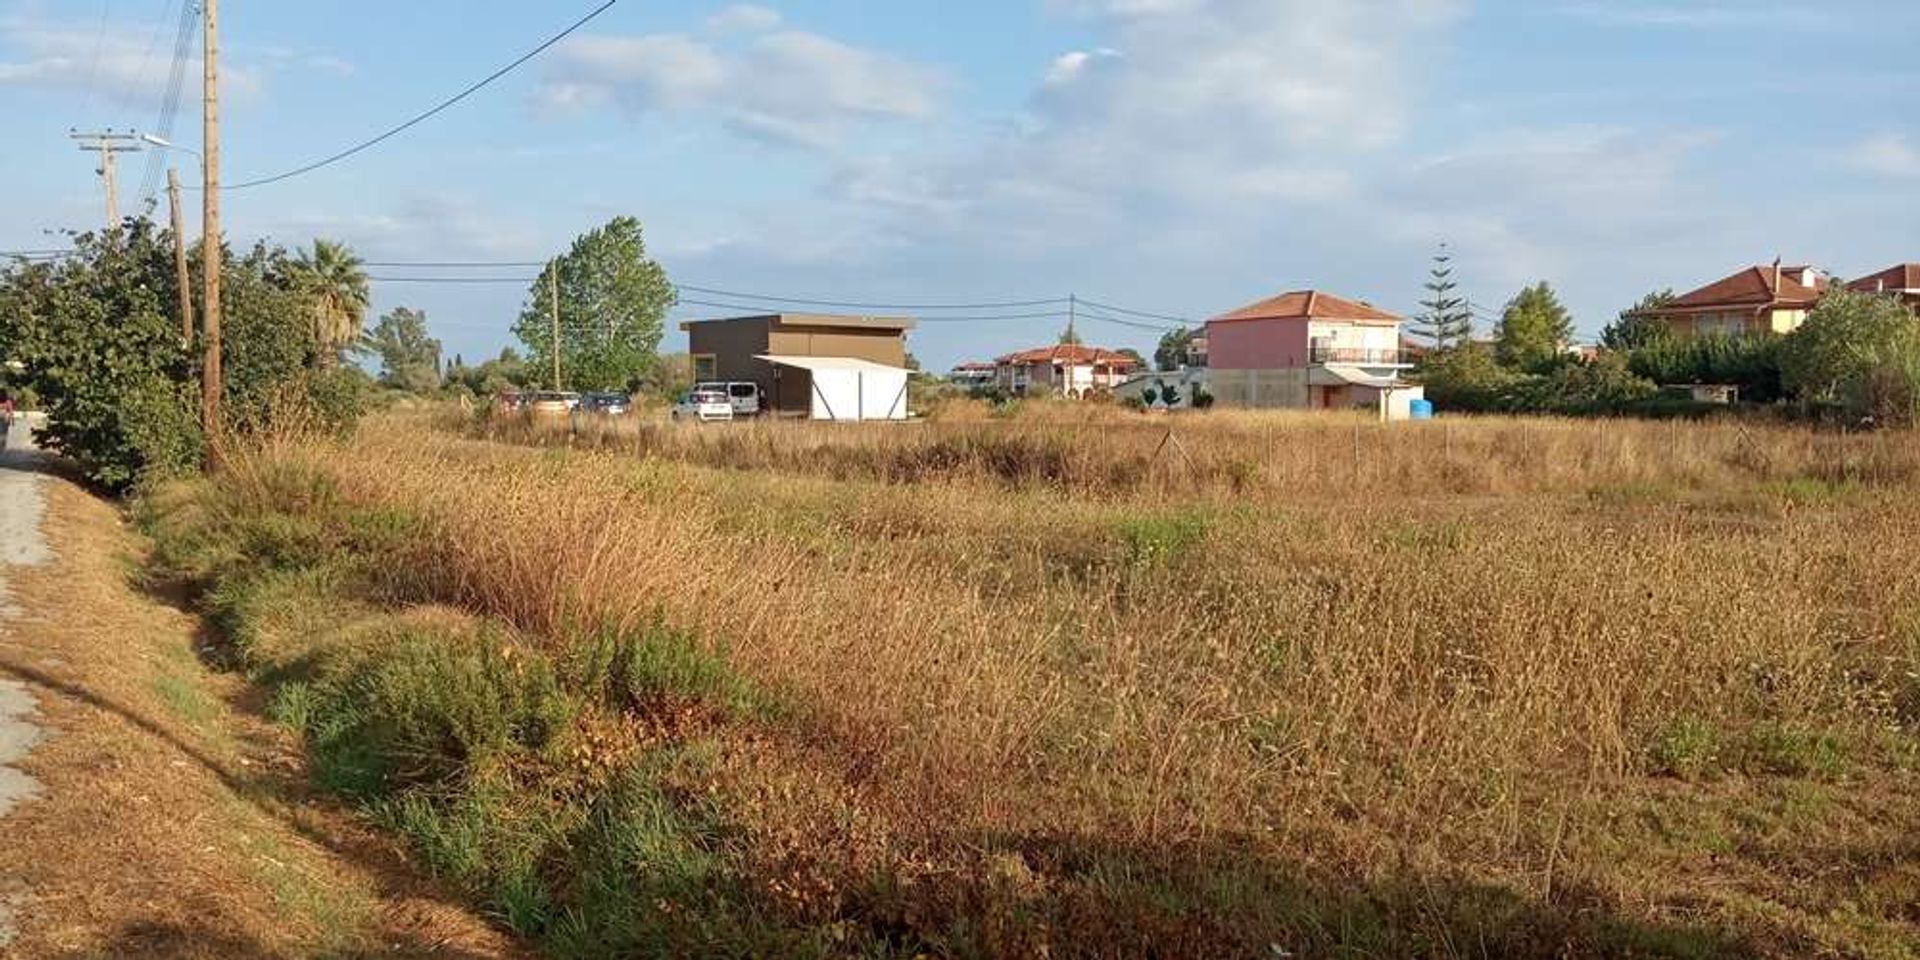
left=1310, top=365, right=1407, bottom=389
left=755, top=354, right=912, bottom=374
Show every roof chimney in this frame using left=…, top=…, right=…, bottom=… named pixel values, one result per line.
left=1772, top=257, right=1782, bottom=291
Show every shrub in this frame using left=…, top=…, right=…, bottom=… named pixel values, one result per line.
left=1779, top=287, right=1920, bottom=424
left=1629, top=333, right=1784, bottom=403
left=0, top=224, right=365, bottom=491
left=1417, top=342, right=1529, bottom=412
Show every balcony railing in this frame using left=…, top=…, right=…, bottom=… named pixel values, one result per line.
left=1310, top=346, right=1408, bottom=366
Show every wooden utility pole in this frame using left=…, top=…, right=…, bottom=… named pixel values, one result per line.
left=200, top=0, right=223, bottom=460
left=69, top=130, right=144, bottom=229
left=166, top=167, right=193, bottom=343
left=549, top=265, right=562, bottom=390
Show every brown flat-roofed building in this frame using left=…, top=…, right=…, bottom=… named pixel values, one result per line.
left=680, top=313, right=915, bottom=417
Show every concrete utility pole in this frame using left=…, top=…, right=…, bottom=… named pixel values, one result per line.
left=166, top=167, right=193, bottom=343
left=549, top=265, right=562, bottom=390
left=69, top=130, right=144, bottom=228
left=201, top=0, right=223, bottom=461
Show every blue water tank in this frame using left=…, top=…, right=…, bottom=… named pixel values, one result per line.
left=1409, top=399, right=1435, bottom=420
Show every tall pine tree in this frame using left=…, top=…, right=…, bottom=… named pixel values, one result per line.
left=1411, top=244, right=1473, bottom=349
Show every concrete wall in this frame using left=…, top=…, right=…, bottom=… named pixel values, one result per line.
left=1205, top=318, right=1311, bottom=368
left=1308, top=321, right=1401, bottom=353
left=1206, top=368, right=1310, bottom=409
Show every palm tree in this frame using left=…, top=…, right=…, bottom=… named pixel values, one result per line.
left=292, top=238, right=369, bottom=367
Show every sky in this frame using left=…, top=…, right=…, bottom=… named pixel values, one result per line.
left=4, top=0, right=1919, bottom=370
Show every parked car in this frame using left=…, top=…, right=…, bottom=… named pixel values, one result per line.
left=575, top=392, right=632, bottom=418
left=494, top=390, right=528, bottom=415
left=695, top=381, right=764, bottom=418
left=671, top=388, right=734, bottom=422
left=528, top=391, right=579, bottom=417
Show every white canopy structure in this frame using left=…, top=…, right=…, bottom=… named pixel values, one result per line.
left=755, top=355, right=911, bottom=421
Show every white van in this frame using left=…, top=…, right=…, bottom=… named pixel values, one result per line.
left=695, top=381, right=764, bottom=418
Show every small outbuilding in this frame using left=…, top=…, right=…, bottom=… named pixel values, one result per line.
left=680, top=313, right=916, bottom=421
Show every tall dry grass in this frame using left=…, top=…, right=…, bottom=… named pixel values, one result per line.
left=491, top=404, right=1920, bottom=503
left=192, top=409, right=1920, bottom=955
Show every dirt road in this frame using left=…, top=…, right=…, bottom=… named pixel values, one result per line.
left=0, top=422, right=521, bottom=958
left=0, top=414, right=49, bottom=951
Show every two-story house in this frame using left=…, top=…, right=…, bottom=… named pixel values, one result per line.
left=1639, top=264, right=1829, bottom=338
left=992, top=344, right=1141, bottom=398
left=1204, top=289, right=1421, bottom=416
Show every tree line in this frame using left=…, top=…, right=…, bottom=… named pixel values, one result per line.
left=0, top=214, right=681, bottom=491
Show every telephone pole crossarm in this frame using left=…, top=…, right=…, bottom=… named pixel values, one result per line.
left=69, top=130, right=144, bottom=229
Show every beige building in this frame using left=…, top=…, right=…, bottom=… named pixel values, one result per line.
left=1641, top=264, right=1828, bottom=338
left=680, top=313, right=914, bottom=418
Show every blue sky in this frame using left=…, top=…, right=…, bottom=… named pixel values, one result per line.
left=5, top=0, right=1919, bottom=368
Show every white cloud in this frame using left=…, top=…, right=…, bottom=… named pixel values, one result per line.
left=537, top=26, right=940, bottom=148
left=1849, top=133, right=1920, bottom=178
left=829, top=0, right=1463, bottom=253
left=0, top=13, right=263, bottom=104
left=705, top=4, right=783, bottom=34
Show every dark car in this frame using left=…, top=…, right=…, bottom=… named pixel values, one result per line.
left=574, top=392, right=633, bottom=418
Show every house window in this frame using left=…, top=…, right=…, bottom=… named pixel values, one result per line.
left=692, top=354, right=717, bottom=381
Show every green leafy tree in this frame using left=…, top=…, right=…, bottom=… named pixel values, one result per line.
left=1154, top=327, right=1196, bottom=371
left=1780, top=286, right=1920, bottom=421
left=1495, top=282, right=1575, bottom=372
left=365, top=306, right=443, bottom=393
left=1411, top=244, right=1473, bottom=349
left=1417, top=342, right=1526, bottom=411
left=1058, top=324, right=1084, bottom=346
left=1601, top=290, right=1675, bottom=351
left=513, top=217, right=674, bottom=391
left=288, top=238, right=369, bottom=368
left=0, top=223, right=359, bottom=491
left=1116, top=347, right=1146, bottom=368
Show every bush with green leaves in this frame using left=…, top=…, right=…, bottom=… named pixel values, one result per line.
left=1627, top=333, right=1784, bottom=402
left=1780, top=286, right=1920, bottom=424
left=0, top=221, right=364, bottom=491
left=1415, top=342, right=1529, bottom=412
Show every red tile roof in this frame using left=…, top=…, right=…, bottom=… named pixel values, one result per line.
left=1210, top=289, right=1401, bottom=324
left=1848, top=264, right=1920, bottom=294
left=995, top=345, right=1140, bottom=366
left=1661, top=265, right=1826, bottom=313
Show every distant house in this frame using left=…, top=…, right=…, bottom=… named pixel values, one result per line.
left=680, top=313, right=915, bottom=420
left=948, top=361, right=997, bottom=390
left=1847, top=264, right=1920, bottom=309
left=1640, top=264, right=1829, bottom=338
left=992, top=344, right=1141, bottom=398
left=1203, top=289, right=1422, bottom=418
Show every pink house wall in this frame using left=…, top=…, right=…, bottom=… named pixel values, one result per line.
left=1205, top=318, right=1310, bottom=369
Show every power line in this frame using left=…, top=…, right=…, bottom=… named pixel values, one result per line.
left=363, top=271, right=1073, bottom=311
left=677, top=283, right=1067, bottom=312
left=79, top=0, right=114, bottom=119
left=1074, top=296, right=1196, bottom=324
left=675, top=297, right=1069, bottom=323
left=137, top=0, right=200, bottom=206
left=219, top=0, right=619, bottom=191
left=362, top=260, right=546, bottom=268
left=1074, top=305, right=1185, bottom=333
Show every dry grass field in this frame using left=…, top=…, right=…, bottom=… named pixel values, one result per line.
left=142, top=405, right=1920, bottom=958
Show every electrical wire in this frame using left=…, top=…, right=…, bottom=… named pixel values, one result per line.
left=137, top=0, right=199, bottom=205
left=219, top=0, right=619, bottom=191
left=677, top=283, right=1067, bottom=312
left=1073, top=296, right=1196, bottom=324
left=79, top=0, right=113, bottom=119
